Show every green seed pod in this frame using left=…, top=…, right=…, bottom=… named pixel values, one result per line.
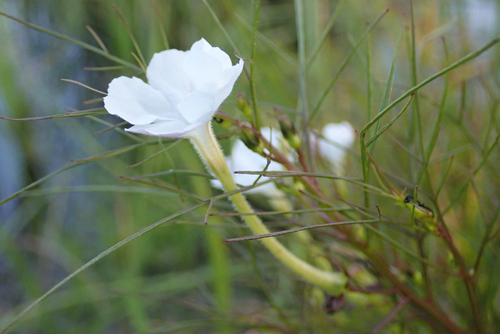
left=236, top=93, right=253, bottom=121
left=239, top=124, right=264, bottom=155
left=275, top=107, right=301, bottom=150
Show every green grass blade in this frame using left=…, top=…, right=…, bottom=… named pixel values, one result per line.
left=119, top=176, right=204, bottom=202
left=112, top=5, right=147, bottom=68
left=201, top=0, right=240, bottom=55
left=126, top=140, right=181, bottom=169
left=233, top=13, right=297, bottom=66
left=0, top=11, right=143, bottom=73
left=0, top=162, right=89, bottom=206
left=366, top=94, right=415, bottom=147
left=1, top=109, right=106, bottom=121
left=368, top=26, right=402, bottom=155
left=307, top=9, right=389, bottom=126
left=443, top=132, right=500, bottom=214
left=152, top=0, right=169, bottom=49
left=249, top=0, right=262, bottom=129
left=0, top=202, right=206, bottom=334
left=361, top=38, right=500, bottom=137
left=305, top=0, right=346, bottom=69
left=70, top=140, right=161, bottom=163
left=21, top=186, right=177, bottom=197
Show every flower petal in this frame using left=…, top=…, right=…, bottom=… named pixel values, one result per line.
left=177, top=91, right=216, bottom=123
left=146, top=49, right=192, bottom=106
left=104, top=77, right=177, bottom=125
left=211, top=59, right=244, bottom=108
left=125, top=119, right=195, bottom=138
left=319, top=122, right=355, bottom=166
left=184, top=38, right=232, bottom=91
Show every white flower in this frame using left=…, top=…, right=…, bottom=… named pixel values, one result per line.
left=211, top=127, right=286, bottom=196
left=103, top=38, right=244, bottom=138
left=318, top=122, right=355, bottom=174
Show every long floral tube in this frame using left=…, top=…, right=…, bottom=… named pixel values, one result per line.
left=188, top=122, right=347, bottom=295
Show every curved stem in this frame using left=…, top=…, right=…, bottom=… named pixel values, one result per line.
left=188, top=122, right=347, bottom=295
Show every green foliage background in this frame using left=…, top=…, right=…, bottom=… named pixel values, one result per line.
left=0, top=0, right=499, bottom=333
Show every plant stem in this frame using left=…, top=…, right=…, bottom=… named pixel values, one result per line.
left=188, top=122, right=347, bottom=295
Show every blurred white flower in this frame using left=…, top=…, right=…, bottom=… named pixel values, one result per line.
left=211, top=128, right=286, bottom=196
left=103, top=38, right=244, bottom=138
left=318, top=122, right=355, bottom=175
left=465, top=0, right=497, bottom=45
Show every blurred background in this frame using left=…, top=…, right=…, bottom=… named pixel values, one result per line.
left=0, top=0, right=499, bottom=333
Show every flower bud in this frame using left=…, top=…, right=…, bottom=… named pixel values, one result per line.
left=239, top=124, right=264, bottom=155
left=274, top=107, right=301, bottom=150
left=236, top=93, right=253, bottom=121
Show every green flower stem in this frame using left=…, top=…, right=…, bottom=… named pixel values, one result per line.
left=188, top=122, right=347, bottom=295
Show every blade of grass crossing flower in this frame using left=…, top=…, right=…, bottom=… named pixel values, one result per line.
left=0, top=202, right=206, bottom=334
left=305, top=0, right=346, bottom=69
left=0, top=11, right=143, bottom=73
left=307, top=9, right=389, bottom=126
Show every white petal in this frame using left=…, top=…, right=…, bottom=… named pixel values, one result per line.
left=104, top=77, right=176, bottom=125
left=198, top=38, right=233, bottom=69
left=125, top=119, right=192, bottom=138
left=147, top=49, right=193, bottom=106
left=319, top=122, right=355, bottom=167
left=210, top=179, right=224, bottom=191
left=230, top=140, right=284, bottom=192
left=184, top=38, right=234, bottom=91
left=211, top=59, right=244, bottom=108
left=177, top=91, right=216, bottom=123
left=322, top=122, right=355, bottom=148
